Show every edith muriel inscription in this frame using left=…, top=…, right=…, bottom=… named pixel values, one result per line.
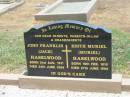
left=24, top=20, right=112, bottom=79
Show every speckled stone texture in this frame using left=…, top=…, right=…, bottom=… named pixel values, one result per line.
left=0, top=85, right=130, bottom=97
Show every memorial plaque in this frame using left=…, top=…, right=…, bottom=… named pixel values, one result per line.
left=24, top=20, right=112, bottom=79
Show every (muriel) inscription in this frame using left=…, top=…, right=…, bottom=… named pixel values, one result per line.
left=24, top=20, right=112, bottom=79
